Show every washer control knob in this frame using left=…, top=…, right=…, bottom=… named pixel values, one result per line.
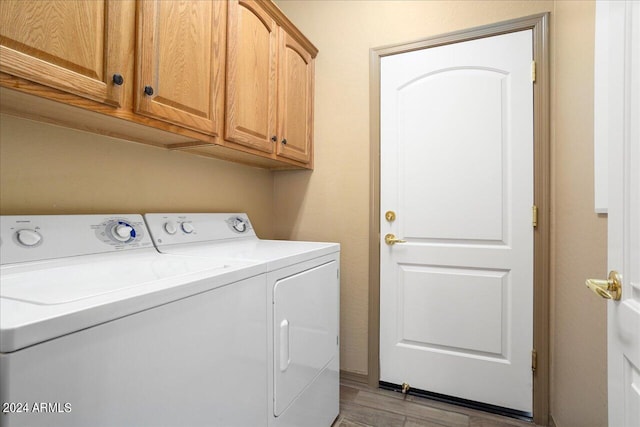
left=113, top=224, right=133, bottom=242
left=164, top=221, right=178, bottom=235
left=181, top=222, right=195, bottom=234
left=16, top=229, right=42, bottom=247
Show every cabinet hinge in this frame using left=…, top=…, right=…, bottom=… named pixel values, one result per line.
left=532, top=349, right=538, bottom=373
left=531, top=60, right=536, bottom=83
left=532, top=205, right=538, bottom=228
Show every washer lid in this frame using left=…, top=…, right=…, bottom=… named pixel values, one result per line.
left=0, top=251, right=265, bottom=353
left=1, top=250, right=228, bottom=305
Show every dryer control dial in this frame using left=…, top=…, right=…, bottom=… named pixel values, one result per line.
left=164, top=221, right=178, bottom=235
left=181, top=222, right=195, bottom=234
left=16, top=229, right=42, bottom=247
left=230, top=217, right=248, bottom=233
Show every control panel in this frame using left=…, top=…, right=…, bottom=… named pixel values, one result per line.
left=144, top=213, right=256, bottom=247
left=1, top=215, right=154, bottom=265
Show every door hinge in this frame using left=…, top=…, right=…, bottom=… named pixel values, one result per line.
left=532, top=205, right=538, bottom=228
left=532, top=349, right=538, bottom=373
left=531, top=60, right=536, bottom=83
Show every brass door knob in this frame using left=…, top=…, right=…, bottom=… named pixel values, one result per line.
left=384, top=233, right=406, bottom=245
left=585, top=271, right=622, bottom=301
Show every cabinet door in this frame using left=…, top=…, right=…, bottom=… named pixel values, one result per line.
left=277, top=29, right=314, bottom=164
left=0, top=0, right=127, bottom=107
left=226, top=0, right=278, bottom=153
left=136, top=0, right=226, bottom=137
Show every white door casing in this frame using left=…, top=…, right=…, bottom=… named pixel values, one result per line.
left=603, top=1, right=640, bottom=425
left=380, top=30, right=534, bottom=413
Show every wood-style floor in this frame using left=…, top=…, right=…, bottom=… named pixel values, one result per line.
left=333, top=380, right=542, bottom=427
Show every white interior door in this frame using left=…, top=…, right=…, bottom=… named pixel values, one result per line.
left=380, top=30, right=534, bottom=413
left=600, top=1, right=640, bottom=425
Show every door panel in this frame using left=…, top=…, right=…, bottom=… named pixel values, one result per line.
left=380, top=30, right=534, bottom=413
left=399, top=265, right=507, bottom=355
left=136, top=0, right=225, bottom=136
left=273, top=261, right=339, bottom=417
left=225, top=0, right=277, bottom=153
left=400, top=70, right=507, bottom=242
left=0, top=0, right=124, bottom=106
left=277, top=29, right=313, bottom=164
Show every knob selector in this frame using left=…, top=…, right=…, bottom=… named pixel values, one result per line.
left=16, top=229, right=42, bottom=247
left=232, top=218, right=247, bottom=233
left=181, top=222, right=195, bottom=234
left=112, top=224, right=133, bottom=242
left=164, top=221, right=178, bottom=235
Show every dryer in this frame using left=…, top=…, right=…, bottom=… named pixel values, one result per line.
left=0, top=214, right=268, bottom=427
left=144, top=213, right=340, bottom=427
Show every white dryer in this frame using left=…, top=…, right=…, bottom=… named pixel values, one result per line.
left=144, top=213, right=340, bottom=427
left=0, top=214, right=268, bottom=427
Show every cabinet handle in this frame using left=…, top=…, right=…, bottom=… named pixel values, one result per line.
left=112, top=74, right=124, bottom=86
left=281, top=138, right=287, bottom=145
left=144, top=86, right=154, bottom=96
left=271, top=136, right=277, bottom=142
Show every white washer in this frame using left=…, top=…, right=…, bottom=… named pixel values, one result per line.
left=0, top=214, right=268, bottom=427
left=144, top=213, right=341, bottom=427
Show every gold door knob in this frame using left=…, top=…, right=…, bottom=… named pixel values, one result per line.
left=385, top=233, right=406, bottom=245
left=585, top=271, right=622, bottom=301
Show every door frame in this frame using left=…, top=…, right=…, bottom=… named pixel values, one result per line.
left=368, top=13, right=550, bottom=425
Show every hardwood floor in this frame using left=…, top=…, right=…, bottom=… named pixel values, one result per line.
left=333, top=380, right=542, bottom=427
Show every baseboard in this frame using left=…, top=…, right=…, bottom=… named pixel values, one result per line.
left=340, top=370, right=368, bottom=384
left=548, top=414, right=557, bottom=427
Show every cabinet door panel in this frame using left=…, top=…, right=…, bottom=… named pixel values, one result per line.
left=0, top=0, right=124, bottom=106
left=277, top=30, right=313, bottom=164
left=136, top=0, right=225, bottom=137
left=225, top=0, right=277, bottom=153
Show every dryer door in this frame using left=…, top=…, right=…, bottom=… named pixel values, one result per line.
left=273, top=260, right=339, bottom=416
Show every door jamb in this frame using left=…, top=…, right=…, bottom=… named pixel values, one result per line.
left=368, top=13, right=551, bottom=425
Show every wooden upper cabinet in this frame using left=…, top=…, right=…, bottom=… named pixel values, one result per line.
left=136, top=0, right=226, bottom=137
left=0, top=0, right=128, bottom=107
left=0, top=0, right=316, bottom=169
left=276, top=29, right=314, bottom=164
left=225, top=0, right=278, bottom=153
left=226, top=0, right=316, bottom=165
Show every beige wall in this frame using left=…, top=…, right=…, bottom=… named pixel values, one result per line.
left=0, top=115, right=275, bottom=237
left=274, top=1, right=607, bottom=426
left=551, top=1, right=608, bottom=425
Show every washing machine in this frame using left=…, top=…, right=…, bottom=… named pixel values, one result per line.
left=0, top=214, right=268, bottom=427
left=144, top=213, right=340, bottom=427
